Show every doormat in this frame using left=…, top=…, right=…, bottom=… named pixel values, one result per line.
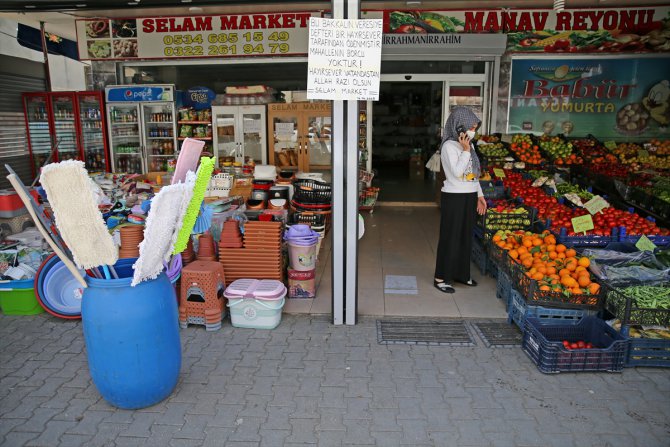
left=471, top=321, right=522, bottom=348
left=384, top=275, right=418, bottom=295
left=376, top=319, right=475, bottom=346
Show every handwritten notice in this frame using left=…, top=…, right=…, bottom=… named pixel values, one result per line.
left=493, top=168, right=506, bottom=178
left=583, top=195, right=609, bottom=215
left=635, top=234, right=657, bottom=252
left=275, top=122, right=295, bottom=136
left=243, top=118, right=261, bottom=134
left=307, top=17, right=382, bottom=101
left=572, top=214, right=594, bottom=235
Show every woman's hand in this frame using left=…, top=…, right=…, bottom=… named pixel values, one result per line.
left=477, top=196, right=487, bottom=215
left=459, top=133, right=471, bottom=151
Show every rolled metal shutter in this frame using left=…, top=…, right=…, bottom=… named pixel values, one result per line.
left=0, top=71, right=46, bottom=188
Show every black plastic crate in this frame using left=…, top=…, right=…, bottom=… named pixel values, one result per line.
left=522, top=316, right=628, bottom=373
left=628, top=187, right=652, bottom=209
left=649, top=196, right=670, bottom=220
left=471, top=237, right=488, bottom=276
left=478, top=205, right=535, bottom=235
left=496, top=270, right=513, bottom=303
left=488, top=243, right=512, bottom=277
left=288, top=212, right=326, bottom=228
left=292, top=179, right=332, bottom=204
left=604, top=282, right=670, bottom=328
left=510, top=261, right=605, bottom=311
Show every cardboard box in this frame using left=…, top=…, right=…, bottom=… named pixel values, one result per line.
left=288, top=268, right=316, bottom=298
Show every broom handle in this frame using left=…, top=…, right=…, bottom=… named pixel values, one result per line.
left=7, top=174, right=88, bottom=288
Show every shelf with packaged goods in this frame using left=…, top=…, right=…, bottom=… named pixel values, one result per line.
left=147, top=136, right=175, bottom=140
left=178, top=120, right=212, bottom=125
left=146, top=121, right=174, bottom=125
left=178, top=136, right=212, bottom=141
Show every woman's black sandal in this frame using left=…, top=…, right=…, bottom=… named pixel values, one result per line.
left=457, top=279, right=478, bottom=287
left=434, top=280, right=455, bottom=294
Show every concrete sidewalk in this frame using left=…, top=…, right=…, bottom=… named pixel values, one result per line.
left=1, top=313, right=669, bottom=447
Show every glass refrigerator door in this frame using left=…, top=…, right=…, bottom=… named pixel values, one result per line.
left=304, top=114, right=332, bottom=169
left=271, top=114, right=300, bottom=169
left=50, top=94, right=80, bottom=162
left=142, top=102, right=176, bottom=172
left=240, top=107, right=266, bottom=165
left=213, top=110, right=237, bottom=166
left=77, top=93, right=107, bottom=171
left=24, top=94, right=53, bottom=176
left=108, top=103, right=142, bottom=173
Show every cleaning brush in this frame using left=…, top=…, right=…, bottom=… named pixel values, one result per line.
left=172, top=138, right=204, bottom=185
left=39, top=160, right=118, bottom=271
left=172, top=156, right=215, bottom=255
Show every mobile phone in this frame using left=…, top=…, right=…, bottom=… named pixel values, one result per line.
left=456, top=124, right=467, bottom=137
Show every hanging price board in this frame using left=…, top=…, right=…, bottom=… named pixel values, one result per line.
left=493, top=168, right=506, bottom=178
left=571, top=214, right=594, bottom=235
left=532, top=176, right=548, bottom=187
left=635, top=234, right=657, bottom=252
left=583, top=195, right=609, bottom=215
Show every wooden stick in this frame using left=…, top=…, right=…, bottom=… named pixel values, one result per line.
left=7, top=174, right=87, bottom=288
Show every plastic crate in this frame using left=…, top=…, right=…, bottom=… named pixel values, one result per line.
left=478, top=205, right=535, bottom=236
left=649, top=196, right=670, bottom=221
left=496, top=270, right=513, bottom=303
left=618, top=227, right=670, bottom=247
left=486, top=258, right=498, bottom=279
left=292, top=179, right=332, bottom=204
left=0, top=279, right=44, bottom=315
left=471, top=238, right=487, bottom=276
left=628, top=187, right=652, bottom=209
left=488, top=243, right=512, bottom=277
left=522, top=316, right=628, bottom=373
left=625, top=336, right=670, bottom=368
left=479, top=181, right=508, bottom=200
left=510, top=261, right=605, bottom=311
left=508, top=288, right=599, bottom=332
left=551, top=227, right=616, bottom=248
left=604, top=282, right=670, bottom=328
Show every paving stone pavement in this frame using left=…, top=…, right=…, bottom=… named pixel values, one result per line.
left=1, top=312, right=669, bottom=447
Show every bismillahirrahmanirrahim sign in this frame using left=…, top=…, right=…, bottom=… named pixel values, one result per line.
left=307, top=17, right=383, bottom=101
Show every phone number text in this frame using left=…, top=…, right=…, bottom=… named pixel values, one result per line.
left=161, top=32, right=291, bottom=56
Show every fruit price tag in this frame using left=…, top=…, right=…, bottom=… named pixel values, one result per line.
left=604, top=141, right=617, bottom=150
left=564, top=193, right=584, bottom=207
left=571, top=214, right=594, bottom=235
left=583, top=195, right=609, bottom=215
left=493, top=168, right=506, bottom=178
left=638, top=149, right=649, bottom=158
left=501, top=134, right=513, bottom=144
left=532, top=176, right=548, bottom=187
left=635, top=234, right=657, bottom=252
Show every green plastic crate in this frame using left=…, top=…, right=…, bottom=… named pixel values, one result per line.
left=0, top=279, right=44, bottom=315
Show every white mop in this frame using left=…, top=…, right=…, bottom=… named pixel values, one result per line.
left=132, top=170, right=196, bottom=286
left=39, top=160, right=118, bottom=271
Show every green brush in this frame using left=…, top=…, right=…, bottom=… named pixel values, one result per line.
left=172, top=156, right=215, bottom=255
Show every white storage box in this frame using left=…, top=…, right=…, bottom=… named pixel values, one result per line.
left=224, top=279, right=286, bottom=329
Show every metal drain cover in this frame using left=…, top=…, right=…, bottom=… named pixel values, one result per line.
left=377, top=320, right=475, bottom=346
left=471, top=321, right=522, bottom=347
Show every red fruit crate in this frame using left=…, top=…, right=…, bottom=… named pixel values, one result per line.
left=522, top=316, right=628, bottom=373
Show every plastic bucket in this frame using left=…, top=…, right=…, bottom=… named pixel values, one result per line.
left=82, top=260, right=181, bottom=410
left=228, top=297, right=285, bottom=329
left=288, top=241, right=317, bottom=271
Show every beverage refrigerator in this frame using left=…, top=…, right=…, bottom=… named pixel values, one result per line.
left=104, top=85, right=177, bottom=174
left=23, top=91, right=109, bottom=178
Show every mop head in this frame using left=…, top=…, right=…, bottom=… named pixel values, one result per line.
left=172, top=156, right=215, bottom=254
left=132, top=170, right=196, bottom=286
left=172, top=138, right=205, bottom=185
left=39, top=160, right=118, bottom=270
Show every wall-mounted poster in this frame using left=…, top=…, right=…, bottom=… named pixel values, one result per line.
left=508, top=57, right=670, bottom=140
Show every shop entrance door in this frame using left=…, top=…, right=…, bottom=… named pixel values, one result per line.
left=372, top=74, right=487, bottom=204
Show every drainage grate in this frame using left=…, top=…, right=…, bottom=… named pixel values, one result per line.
left=471, top=321, right=522, bottom=348
left=377, top=320, right=475, bottom=346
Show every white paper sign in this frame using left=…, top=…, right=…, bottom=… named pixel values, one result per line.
left=243, top=118, right=261, bottom=134
left=275, top=122, right=295, bottom=136
left=307, top=17, right=382, bottom=101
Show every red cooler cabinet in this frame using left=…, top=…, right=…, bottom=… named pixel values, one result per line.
left=23, top=91, right=110, bottom=177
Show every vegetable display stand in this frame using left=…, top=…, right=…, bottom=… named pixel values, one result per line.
left=618, top=227, right=670, bottom=247
left=604, top=282, right=670, bottom=328
left=508, top=289, right=599, bottom=332
left=522, top=317, right=628, bottom=373
left=477, top=205, right=535, bottom=238
left=82, top=264, right=181, bottom=410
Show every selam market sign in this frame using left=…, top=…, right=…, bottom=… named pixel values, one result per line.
left=76, top=13, right=317, bottom=60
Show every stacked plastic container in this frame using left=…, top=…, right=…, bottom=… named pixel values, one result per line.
left=284, top=224, right=320, bottom=298
left=224, top=279, right=286, bottom=329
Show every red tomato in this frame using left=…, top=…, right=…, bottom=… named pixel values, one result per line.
left=394, top=25, right=427, bottom=34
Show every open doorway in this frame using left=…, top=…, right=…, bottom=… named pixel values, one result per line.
left=372, top=81, right=442, bottom=203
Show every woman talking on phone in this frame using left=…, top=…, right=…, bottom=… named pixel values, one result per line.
left=433, top=106, right=487, bottom=294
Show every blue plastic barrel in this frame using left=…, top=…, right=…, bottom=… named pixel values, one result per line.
left=82, top=259, right=181, bottom=409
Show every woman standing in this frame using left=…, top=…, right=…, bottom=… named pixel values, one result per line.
left=434, top=107, right=487, bottom=293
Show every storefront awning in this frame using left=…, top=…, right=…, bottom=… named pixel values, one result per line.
left=381, top=33, right=507, bottom=58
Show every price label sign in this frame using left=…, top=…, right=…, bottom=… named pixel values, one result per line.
left=571, top=214, right=594, bottom=235
left=583, top=195, right=609, bottom=215
left=564, top=193, right=584, bottom=208
left=635, top=234, right=657, bottom=252
left=532, top=176, right=548, bottom=187
left=604, top=141, right=617, bottom=150
left=493, top=168, right=506, bottom=178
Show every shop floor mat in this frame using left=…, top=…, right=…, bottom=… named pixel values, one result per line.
left=471, top=320, right=523, bottom=348
left=384, top=275, right=418, bottom=295
left=376, top=319, right=475, bottom=346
